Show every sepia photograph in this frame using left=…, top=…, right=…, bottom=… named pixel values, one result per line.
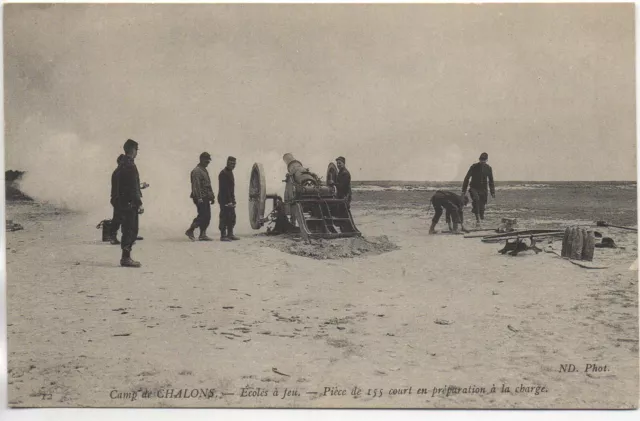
left=3, top=2, right=638, bottom=411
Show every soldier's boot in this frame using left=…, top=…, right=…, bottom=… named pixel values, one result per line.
left=110, top=234, right=121, bottom=245
left=199, top=229, right=213, bottom=241
left=185, top=223, right=197, bottom=241
left=428, top=221, right=437, bottom=235
left=472, top=206, right=480, bottom=223
left=227, top=228, right=240, bottom=241
left=120, top=249, right=141, bottom=268
left=220, top=229, right=232, bottom=242
left=452, top=222, right=461, bottom=234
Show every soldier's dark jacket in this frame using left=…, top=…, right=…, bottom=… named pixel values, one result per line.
left=218, top=168, right=236, bottom=205
left=431, top=190, right=465, bottom=224
left=190, top=165, right=215, bottom=202
left=462, top=162, right=495, bottom=195
left=336, top=168, right=352, bottom=202
left=113, top=155, right=142, bottom=209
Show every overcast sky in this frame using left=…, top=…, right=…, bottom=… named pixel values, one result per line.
left=4, top=3, right=636, bottom=187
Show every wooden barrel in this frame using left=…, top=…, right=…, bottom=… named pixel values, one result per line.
left=561, top=226, right=596, bottom=261
left=569, top=227, right=584, bottom=260
left=561, top=227, right=571, bottom=257
left=582, top=229, right=595, bottom=261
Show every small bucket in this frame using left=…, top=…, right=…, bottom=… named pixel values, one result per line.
left=96, top=219, right=113, bottom=242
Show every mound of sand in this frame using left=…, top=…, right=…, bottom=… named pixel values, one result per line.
left=262, top=235, right=399, bottom=259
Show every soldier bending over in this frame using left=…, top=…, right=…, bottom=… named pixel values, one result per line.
left=429, top=190, right=469, bottom=234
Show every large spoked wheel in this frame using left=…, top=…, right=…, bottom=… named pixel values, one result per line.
left=326, top=162, right=338, bottom=186
left=327, top=162, right=338, bottom=185
left=249, top=163, right=266, bottom=229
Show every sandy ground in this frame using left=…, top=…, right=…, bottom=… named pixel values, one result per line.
left=5, top=201, right=638, bottom=408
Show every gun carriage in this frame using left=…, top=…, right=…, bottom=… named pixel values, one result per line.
left=248, top=153, right=360, bottom=241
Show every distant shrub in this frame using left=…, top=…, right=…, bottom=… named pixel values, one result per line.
left=5, top=170, right=32, bottom=201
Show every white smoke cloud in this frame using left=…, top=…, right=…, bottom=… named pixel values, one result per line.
left=13, top=121, right=348, bottom=237
left=18, top=131, right=112, bottom=213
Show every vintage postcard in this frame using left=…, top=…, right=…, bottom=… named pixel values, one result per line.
left=3, top=2, right=638, bottom=410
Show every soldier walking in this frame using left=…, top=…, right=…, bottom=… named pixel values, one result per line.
left=112, top=139, right=144, bottom=267
left=186, top=152, right=215, bottom=241
left=462, top=152, right=495, bottom=227
left=218, top=156, right=239, bottom=241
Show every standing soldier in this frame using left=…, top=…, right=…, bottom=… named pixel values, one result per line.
left=110, top=156, right=149, bottom=245
left=462, top=152, right=495, bottom=226
left=186, top=152, right=215, bottom=241
left=113, top=139, right=144, bottom=267
left=218, top=156, right=239, bottom=241
left=335, top=156, right=352, bottom=208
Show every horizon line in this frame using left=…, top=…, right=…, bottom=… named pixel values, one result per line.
left=352, top=180, right=637, bottom=183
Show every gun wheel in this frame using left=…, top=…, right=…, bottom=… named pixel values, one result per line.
left=249, top=163, right=266, bottom=229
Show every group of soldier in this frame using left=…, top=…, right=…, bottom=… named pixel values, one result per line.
left=429, top=152, right=496, bottom=235
left=108, top=140, right=241, bottom=267
left=182, top=154, right=353, bottom=242
left=184, top=152, right=239, bottom=242
left=108, top=137, right=489, bottom=268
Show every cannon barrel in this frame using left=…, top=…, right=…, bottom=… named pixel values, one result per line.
left=283, top=153, right=304, bottom=175
left=249, top=155, right=361, bottom=239
left=283, top=153, right=318, bottom=186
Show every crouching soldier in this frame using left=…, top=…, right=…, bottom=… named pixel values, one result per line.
left=429, top=190, right=469, bottom=234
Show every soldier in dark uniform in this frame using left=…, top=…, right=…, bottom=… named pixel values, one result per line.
left=111, top=155, right=148, bottom=245
left=429, top=190, right=470, bottom=234
left=462, top=152, right=495, bottom=226
left=335, top=156, right=352, bottom=209
left=218, top=156, right=238, bottom=241
left=112, top=139, right=144, bottom=267
left=186, top=152, right=215, bottom=241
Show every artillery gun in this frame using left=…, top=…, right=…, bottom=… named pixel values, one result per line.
left=248, top=153, right=360, bottom=240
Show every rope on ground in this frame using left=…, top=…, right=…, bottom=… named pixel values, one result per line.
left=543, top=246, right=610, bottom=269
